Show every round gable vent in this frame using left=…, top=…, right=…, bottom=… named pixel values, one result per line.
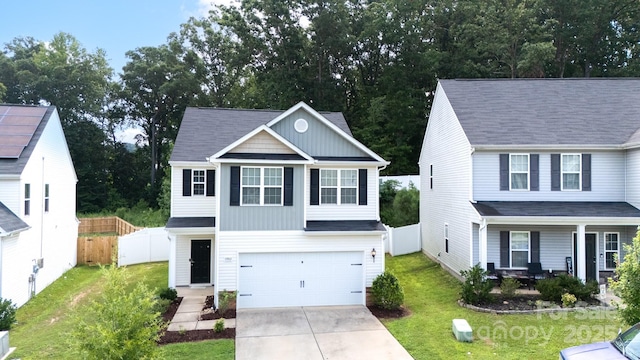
left=294, top=118, right=308, bottom=133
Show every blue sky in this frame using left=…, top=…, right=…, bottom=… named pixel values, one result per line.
left=0, top=0, right=227, bottom=73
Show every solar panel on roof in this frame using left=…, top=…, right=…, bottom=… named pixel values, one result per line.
left=0, top=105, right=46, bottom=159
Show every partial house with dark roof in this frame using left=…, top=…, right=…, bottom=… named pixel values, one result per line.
left=166, top=102, right=389, bottom=308
left=419, top=78, right=640, bottom=284
left=0, top=104, right=78, bottom=307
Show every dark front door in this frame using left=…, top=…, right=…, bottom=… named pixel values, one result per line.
left=573, top=233, right=597, bottom=281
left=190, top=240, right=211, bottom=284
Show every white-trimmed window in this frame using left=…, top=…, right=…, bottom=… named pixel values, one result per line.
left=24, top=183, right=30, bottom=216
left=320, top=169, right=357, bottom=205
left=510, top=231, right=530, bottom=268
left=241, top=167, right=282, bottom=205
left=44, top=184, right=50, bottom=212
left=193, top=170, right=205, bottom=195
left=562, top=154, right=581, bottom=190
left=510, top=154, right=529, bottom=190
left=605, top=232, right=620, bottom=270
left=444, top=223, right=449, bottom=253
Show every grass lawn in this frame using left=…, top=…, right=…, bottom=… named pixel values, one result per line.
left=8, top=262, right=233, bottom=360
left=384, top=253, right=622, bottom=359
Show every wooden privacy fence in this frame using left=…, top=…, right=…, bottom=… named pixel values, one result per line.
left=77, top=217, right=142, bottom=265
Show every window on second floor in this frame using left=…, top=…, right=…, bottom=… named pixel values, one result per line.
left=561, top=154, right=581, bottom=190
left=320, top=169, right=357, bottom=205
left=510, top=231, right=530, bottom=268
left=241, top=167, right=283, bottom=206
left=24, top=183, right=30, bottom=216
left=605, top=232, right=620, bottom=270
left=510, top=154, right=529, bottom=190
left=193, top=170, right=205, bottom=195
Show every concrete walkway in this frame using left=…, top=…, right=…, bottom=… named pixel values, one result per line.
left=236, top=306, right=414, bottom=360
left=168, top=286, right=236, bottom=332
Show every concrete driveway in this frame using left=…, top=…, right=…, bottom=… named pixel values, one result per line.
left=235, top=306, right=414, bottom=360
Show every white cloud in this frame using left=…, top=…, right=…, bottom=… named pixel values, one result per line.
left=116, top=127, right=144, bottom=144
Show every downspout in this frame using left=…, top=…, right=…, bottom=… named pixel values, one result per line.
left=40, top=156, right=45, bottom=259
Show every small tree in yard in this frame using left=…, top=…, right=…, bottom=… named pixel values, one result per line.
left=460, top=264, right=494, bottom=305
left=371, top=271, right=405, bottom=310
left=70, top=264, right=165, bottom=359
left=610, top=230, right=640, bottom=326
left=0, top=298, right=17, bottom=331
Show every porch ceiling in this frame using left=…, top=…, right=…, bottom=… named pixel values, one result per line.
left=472, top=201, right=640, bottom=218
left=166, top=217, right=216, bottom=228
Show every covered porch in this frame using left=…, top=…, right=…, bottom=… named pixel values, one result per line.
left=471, top=201, right=640, bottom=284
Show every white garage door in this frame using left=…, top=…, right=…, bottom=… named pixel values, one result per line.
left=237, top=251, right=364, bottom=308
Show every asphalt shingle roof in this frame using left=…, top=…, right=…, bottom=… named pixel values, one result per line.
left=305, top=220, right=386, bottom=232
left=0, top=201, right=29, bottom=234
left=171, top=107, right=351, bottom=162
left=0, top=105, right=54, bottom=175
left=166, top=217, right=216, bottom=228
left=439, top=78, right=640, bottom=146
left=472, top=201, right=640, bottom=218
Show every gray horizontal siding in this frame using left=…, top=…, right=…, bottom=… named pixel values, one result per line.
left=473, top=151, right=626, bottom=201
left=219, top=164, right=304, bottom=231
left=271, top=109, right=369, bottom=157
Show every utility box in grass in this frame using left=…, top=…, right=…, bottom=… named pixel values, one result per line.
left=452, top=319, right=473, bottom=342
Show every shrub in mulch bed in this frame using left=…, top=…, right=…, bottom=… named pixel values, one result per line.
left=367, top=305, right=410, bottom=319
left=200, top=295, right=236, bottom=320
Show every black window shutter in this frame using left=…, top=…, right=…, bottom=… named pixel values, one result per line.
left=230, top=166, right=240, bottom=206
left=182, top=169, right=192, bottom=196
left=531, top=231, right=540, bottom=263
left=551, top=154, right=561, bottom=191
left=530, top=154, right=539, bottom=191
left=284, top=167, right=293, bottom=206
left=358, top=169, right=368, bottom=205
left=582, top=154, right=591, bottom=191
left=310, top=169, right=319, bottom=205
left=500, top=231, right=510, bottom=268
left=499, top=154, right=509, bottom=190
left=206, top=170, right=216, bottom=196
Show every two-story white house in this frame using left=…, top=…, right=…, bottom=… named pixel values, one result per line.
left=0, top=104, right=78, bottom=307
left=166, top=102, right=389, bottom=308
left=420, top=79, right=640, bottom=284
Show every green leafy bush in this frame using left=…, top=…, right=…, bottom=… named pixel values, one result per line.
left=500, top=277, right=521, bottom=299
left=561, top=293, right=577, bottom=307
left=70, top=264, right=165, bottom=359
left=610, top=230, right=640, bottom=325
left=217, top=290, right=237, bottom=315
left=372, top=271, right=405, bottom=310
left=460, top=264, right=494, bottom=305
left=0, top=298, right=17, bottom=331
left=157, top=287, right=177, bottom=301
left=536, top=274, right=598, bottom=302
left=214, top=319, right=225, bottom=333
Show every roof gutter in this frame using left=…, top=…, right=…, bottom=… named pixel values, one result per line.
left=472, top=144, right=622, bottom=151
left=482, top=216, right=640, bottom=226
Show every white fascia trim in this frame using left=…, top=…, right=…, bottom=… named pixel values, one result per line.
left=0, top=226, right=31, bottom=238
left=304, top=230, right=387, bottom=236
left=165, top=227, right=216, bottom=235
left=215, top=158, right=313, bottom=165
left=473, top=144, right=621, bottom=151
left=266, top=101, right=388, bottom=163
left=313, top=160, right=389, bottom=167
left=483, top=216, right=640, bottom=226
left=211, top=125, right=314, bottom=162
left=169, top=161, right=216, bottom=168
left=0, top=174, right=20, bottom=180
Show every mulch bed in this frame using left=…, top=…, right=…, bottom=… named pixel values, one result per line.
left=367, top=305, right=410, bottom=319
left=475, top=294, right=602, bottom=311
left=199, top=295, right=237, bottom=320
left=157, top=296, right=236, bottom=345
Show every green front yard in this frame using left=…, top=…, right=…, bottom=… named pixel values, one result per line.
left=7, top=254, right=620, bottom=359
left=384, top=253, right=621, bottom=359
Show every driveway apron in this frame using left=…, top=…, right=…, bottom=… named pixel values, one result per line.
left=235, top=306, right=414, bottom=360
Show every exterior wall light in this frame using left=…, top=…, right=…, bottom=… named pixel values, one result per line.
left=371, top=248, right=377, bottom=262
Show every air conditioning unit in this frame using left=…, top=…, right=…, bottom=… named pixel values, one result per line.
left=36, top=258, right=44, bottom=269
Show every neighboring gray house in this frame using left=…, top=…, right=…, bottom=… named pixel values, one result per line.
left=419, top=79, right=640, bottom=284
left=166, top=102, right=389, bottom=308
left=0, top=104, right=78, bottom=307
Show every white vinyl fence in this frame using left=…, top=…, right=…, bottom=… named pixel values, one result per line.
left=386, top=223, right=421, bottom=256
left=117, top=227, right=170, bottom=267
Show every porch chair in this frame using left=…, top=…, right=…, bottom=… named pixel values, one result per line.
left=486, top=262, right=501, bottom=286
left=527, top=262, right=545, bottom=290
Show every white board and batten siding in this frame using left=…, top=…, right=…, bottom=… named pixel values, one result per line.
left=216, top=231, right=384, bottom=295
left=419, top=84, right=477, bottom=276
left=170, top=165, right=217, bottom=218
left=473, top=150, right=626, bottom=201
left=305, top=165, right=379, bottom=221
left=626, top=148, right=640, bottom=209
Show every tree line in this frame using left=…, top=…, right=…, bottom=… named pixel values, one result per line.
left=1, top=0, right=639, bottom=213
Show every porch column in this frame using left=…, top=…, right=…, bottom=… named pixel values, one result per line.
left=576, top=224, right=586, bottom=282
left=479, top=220, right=488, bottom=270
left=168, top=234, right=177, bottom=288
